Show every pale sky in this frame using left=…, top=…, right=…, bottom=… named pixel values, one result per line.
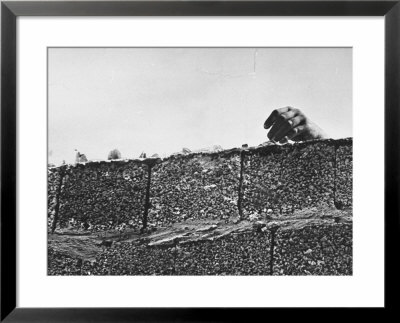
left=48, top=47, right=352, bottom=165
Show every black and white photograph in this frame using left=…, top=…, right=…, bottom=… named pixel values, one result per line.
left=47, top=47, right=352, bottom=276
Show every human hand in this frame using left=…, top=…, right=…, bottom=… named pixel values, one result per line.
left=264, top=107, right=328, bottom=143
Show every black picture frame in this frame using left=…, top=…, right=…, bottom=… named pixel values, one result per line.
left=1, top=0, right=399, bottom=321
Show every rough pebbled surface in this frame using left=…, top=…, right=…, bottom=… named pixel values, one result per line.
left=149, top=151, right=241, bottom=227
left=175, top=231, right=271, bottom=275
left=335, top=143, right=353, bottom=209
left=47, top=139, right=353, bottom=276
left=48, top=207, right=352, bottom=276
left=242, top=140, right=340, bottom=218
left=273, top=222, right=352, bottom=275
left=57, top=161, right=147, bottom=232
left=48, top=168, right=61, bottom=230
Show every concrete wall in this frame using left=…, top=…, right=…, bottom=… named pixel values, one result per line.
left=149, top=151, right=241, bottom=227
left=51, top=160, right=149, bottom=231
left=273, top=222, right=352, bottom=275
left=48, top=138, right=352, bottom=232
left=48, top=138, right=352, bottom=276
left=48, top=219, right=352, bottom=276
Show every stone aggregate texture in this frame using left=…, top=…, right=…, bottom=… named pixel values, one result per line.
left=48, top=248, right=79, bottom=276
left=175, top=231, right=271, bottom=275
left=48, top=217, right=352, bottom=276
left=48, top=228, right=271, bottom=276
left=242, top=144, right=290, bottom=217
left=47, top=138, right=353, bottom=276
left=149, top=151, right=241, bottom=227
left=335, top=142, right=353, bottom=209
left=88, top=243, right=175, bottom=275
left=273, top=222, right=352, bottom=275
left=56, top=160, right=148, bottom=231
left=242, top=139, right=350, bottom=218
left=48, top=242, right=176, bottom=276
left=47, top=168, right=61, bottom=229
left=48, top=139, right=352, bottom=231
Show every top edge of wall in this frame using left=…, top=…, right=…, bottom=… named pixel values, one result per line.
left=245, top=137, right=353, bottom=154
left=48, top=137, right=353, bottom=171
